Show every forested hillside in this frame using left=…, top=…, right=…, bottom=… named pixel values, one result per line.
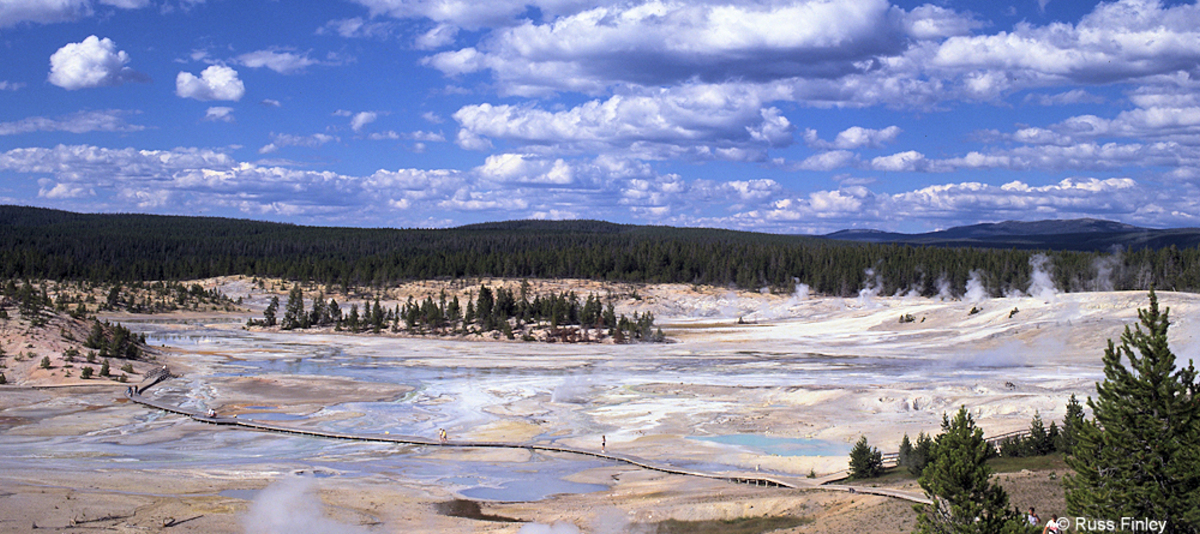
left=3, top=206, right=1199, bottom=296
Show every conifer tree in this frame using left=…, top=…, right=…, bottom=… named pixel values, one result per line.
left=899, top=434, right=914, bottom=469
left=282, top=285, right=305, bottom=330
left=1027, top=412, right=1050, bottom=456
left=263, top=295, right=279, bottom=326
left=914, top=407, right=1025, bottom=534
left=1065, top=290, right=1200, bottom=533
left=1057, top=394, right=1084, bottom=455
left=848, top=435, right=883, bottom=479
left=909, top=431, right=935, bottom=476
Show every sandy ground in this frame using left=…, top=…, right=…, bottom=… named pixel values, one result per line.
left=1, top=279, right=1195, bottom=533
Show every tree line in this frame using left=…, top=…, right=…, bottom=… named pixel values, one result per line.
left=2, top=206, right=1199, bottom=295
left=249, top=283, right=665, bottom=343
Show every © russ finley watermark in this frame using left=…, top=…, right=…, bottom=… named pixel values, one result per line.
left=1055, top=516, right=1168, bottom=533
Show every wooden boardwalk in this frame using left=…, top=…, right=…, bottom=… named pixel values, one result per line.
left=123, top=388, right=932, bottom=505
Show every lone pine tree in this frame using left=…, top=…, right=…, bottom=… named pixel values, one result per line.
left=848, top=435, right=883, bottom=479
left=1065, top=289, right=1200, bottom=534
left=914, top=407, right=1025, bottom=534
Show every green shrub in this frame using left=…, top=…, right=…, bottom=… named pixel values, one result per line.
left=80, top=366, right=93, bottom=379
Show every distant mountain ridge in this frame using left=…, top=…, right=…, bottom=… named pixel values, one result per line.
left=824, top=218, right=1199, bottom=251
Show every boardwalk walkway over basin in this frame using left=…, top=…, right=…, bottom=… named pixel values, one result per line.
left=123, top=378, right=933, bottom=505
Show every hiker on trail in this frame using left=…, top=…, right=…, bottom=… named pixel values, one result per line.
left=602, top=435, right=606, bottom=453
left=1043, top=515, right=1061, bottom=534
left=439, top=428, right=447, bottom=444
left=1027, top=507, right=1040, bottom=527
left=207, top=409, right=216, bottom=418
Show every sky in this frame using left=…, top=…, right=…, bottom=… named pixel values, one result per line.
left=2, top=0, right=1200, bottom=233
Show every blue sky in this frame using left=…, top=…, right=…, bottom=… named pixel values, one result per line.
left=2, top=0, right=1200, bottom=233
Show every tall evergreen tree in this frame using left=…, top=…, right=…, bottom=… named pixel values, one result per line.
left=909, top=431, right=935, bottom=477
left=1027, top=412, right=1050, bottom=456
left=1065, top=290, right=1200, bottom=533
left=282, top=285, right=305, bottom=330
left=263, top=295, right=279, bottom=326
left=1057, top=394, right=1084, bottom=455
left=898, top=434, right=914, bottom=470
left=914, top=407, right=1025, bottom=534
left=848, top=435, right=883, bottom=479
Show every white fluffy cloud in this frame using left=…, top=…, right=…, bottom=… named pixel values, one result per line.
left=176, top=65, right=245, bottom=101
left=204, top=107, right=234, bottom=122
left=48, top=35, right=146, bottom=90
left=931, top=0, right=1200, bottom=88
left=423, top=0, right=905, bottom=95
left=236, top=49, right=320, bottom=74
left=804, top=126, right=901, bottom=150
left=453, top=84, right=794, bottom=161
left=350, top=111, right=377, bottom=132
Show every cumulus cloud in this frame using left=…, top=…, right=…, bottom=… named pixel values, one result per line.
left=236, top=49, right=321, bottom=74
left=0, top=109, right=143, bottom=135
left=804, top=125, right=901, bottom=150
left=453, top=84, right=794, bottom=161
left=48, top=35, right=147, bottom=90
left=422, top=0, right=905, bottom=94
left=900, top=4, right=985, bottom=39
left=871, top=150, right=940, bottom=172
left=476, top=153, right=576, bottom=185
left=349, top=111, right=377, bottom=132
left=795, top=150, right=859, bottom=171
left=931, top=0, right=1200, bottom=87
left=176, top=65, right=245, bottom=101
left=204, top=106, right=234, bottom=122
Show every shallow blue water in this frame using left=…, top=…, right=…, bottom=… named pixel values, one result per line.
left=693, top=434, right=849, bottom=457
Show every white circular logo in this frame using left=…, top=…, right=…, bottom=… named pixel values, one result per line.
left=1055, top=517, right=1071, bottom=531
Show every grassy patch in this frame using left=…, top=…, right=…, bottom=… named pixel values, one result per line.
left=650, top=515, right=811, bottom=534
left=987, top=453, right=1068, bottom=473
